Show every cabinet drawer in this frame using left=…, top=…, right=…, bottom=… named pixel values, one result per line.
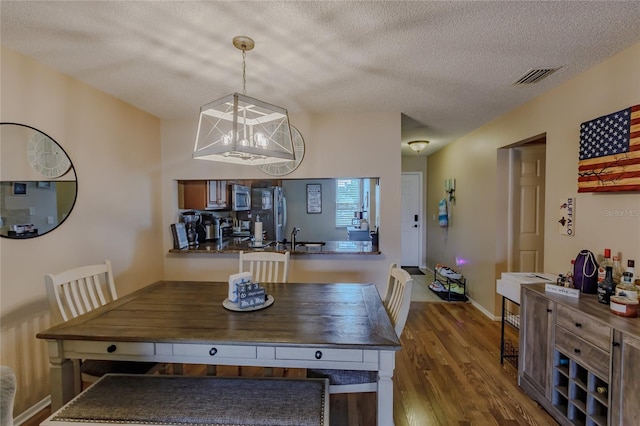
left=173, top=344, right=256, bottom=359
left=555, top=326, right=609, bottom=379
left=275, top=347, right=363, bottom=362
left=68, top=341, right=155, bottom=356
left=556, top=305, right=611, bottom=352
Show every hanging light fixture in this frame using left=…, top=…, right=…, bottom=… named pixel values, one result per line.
left=193, top=36, right=295, bottom=165
left=408, top=140, right=429, bottom=154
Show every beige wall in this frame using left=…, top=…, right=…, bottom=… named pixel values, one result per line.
left=0, top=47, right=164, bottom=417
left=427, top=42, right=640, bottom=316
left=161, top=113, right=402, bottom=286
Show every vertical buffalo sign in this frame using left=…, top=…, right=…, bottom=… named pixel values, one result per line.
left=578, top=104, right=640, bottom=192
left=558, top=197, right=575, bottom=236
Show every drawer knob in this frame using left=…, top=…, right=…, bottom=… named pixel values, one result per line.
left=574, top=322, right=582, bottom=328
left=315, top=351, right=323, bottom=360
left=209, top=347, right=218, bottom=356
left=574, top=348, right=581, bottom=354
left=546, top=308, right=552, bottom=313
left=107, top=344, right=117, bottom=353
left=612, top=342, right=620, bottom=348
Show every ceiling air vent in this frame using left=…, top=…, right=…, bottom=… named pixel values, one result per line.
left=513, top=68, right=560, bottom=85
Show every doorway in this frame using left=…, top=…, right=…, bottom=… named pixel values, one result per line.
left=500, top=136, right=547, bottom=273
left=401, top=172, right=423, bottom=268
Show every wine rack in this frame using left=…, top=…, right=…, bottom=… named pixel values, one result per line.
left=552, top=350, right=609, bottom=426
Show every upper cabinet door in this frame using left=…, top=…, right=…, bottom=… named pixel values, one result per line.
left=181, top=181, right=207, bottom=210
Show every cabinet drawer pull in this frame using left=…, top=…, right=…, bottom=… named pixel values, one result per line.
left=574, top=322, right=582, bottom=328
left=315, top=351, right=323, bottom=360
left=209, top=347, right=218, bottom=356
left=546, top=308, right=552, bottom=313
left=107, top=344, right=117, bottom=353
left=574, top=348, right=581, bottom=354
left=612, top=342, right=620, bottom=348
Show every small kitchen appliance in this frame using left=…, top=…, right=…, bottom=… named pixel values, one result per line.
left=231, top=184, right=251, bottom=211
left=182, top=212, right=203, bottom=246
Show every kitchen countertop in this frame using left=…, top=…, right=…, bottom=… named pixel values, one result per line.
left=169, top=239, right=380, bottom=255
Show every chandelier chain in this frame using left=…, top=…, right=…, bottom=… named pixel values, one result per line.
left=241, top=47, right=247, bottom=95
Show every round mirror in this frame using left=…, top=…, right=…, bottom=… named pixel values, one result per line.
left=0, top=123, right=77, bottom=239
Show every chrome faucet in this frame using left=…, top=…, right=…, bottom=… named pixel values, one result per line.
left=291, top=227, right=301, bottom=248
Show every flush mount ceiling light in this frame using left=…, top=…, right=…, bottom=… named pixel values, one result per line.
left=408, top=140, right=429, bottom=154
left=193, top=36, right=295, bottom=165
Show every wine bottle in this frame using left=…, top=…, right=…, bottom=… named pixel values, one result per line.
left=597, top=266, right=616, bottom=305
left=597, top=248, right=613, bottom=284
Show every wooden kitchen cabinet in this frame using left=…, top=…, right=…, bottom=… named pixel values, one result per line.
left=179, top=180, right=228, bottom=210
left=519, top=284, right=640, bottom=426
left=207, top=180, right=229, bottom=209
left=519, top=287, right=554, bottom=399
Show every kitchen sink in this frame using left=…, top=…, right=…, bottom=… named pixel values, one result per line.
left=275, top=241, right=326, bottom=250
left=296, top=241, right=326, bottom=247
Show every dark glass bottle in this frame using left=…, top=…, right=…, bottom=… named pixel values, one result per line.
left=597, top=266, right=616, bottom=304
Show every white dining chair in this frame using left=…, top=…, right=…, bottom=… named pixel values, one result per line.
left=237, top=250, right=291, bottom=377
left=44, top=260, right=158, bottom=391
left=307, top=264, right=413, bottom=393
left=239, top=251, right=290, bottom=283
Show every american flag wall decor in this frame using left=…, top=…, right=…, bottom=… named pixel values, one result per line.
left=578, top=104, right=640, bottom=192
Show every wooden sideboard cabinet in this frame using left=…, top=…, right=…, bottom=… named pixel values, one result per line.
left=519, top=284, right=640, bottom=426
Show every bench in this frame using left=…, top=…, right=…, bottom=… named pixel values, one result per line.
left=42, top=374, right=329, bottom=426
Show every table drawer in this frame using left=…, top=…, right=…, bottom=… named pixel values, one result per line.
left=555, top=326, right=610, bottom=379
left=275, top=347, right=363, bottom=362
left=173, top=344, right=257, bottom=359
left=556, top=305, right=611, bottom=352
left=68, top=341, right=155, bottom=356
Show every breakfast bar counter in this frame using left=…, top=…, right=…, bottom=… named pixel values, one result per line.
left=169, top=239, right=380, bottom=255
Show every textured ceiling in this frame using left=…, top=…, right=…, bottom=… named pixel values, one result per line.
left=1, top=1, right=639, bottom=156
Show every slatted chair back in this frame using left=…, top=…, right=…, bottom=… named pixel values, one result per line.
left=239, top=251, right=290, bottom=283
left=45, top=260, right=117, bottom=323
left=384, top=265, right=414, bottom=337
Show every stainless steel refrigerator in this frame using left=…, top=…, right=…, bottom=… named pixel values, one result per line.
left=251, top=186, right=286, bottom=242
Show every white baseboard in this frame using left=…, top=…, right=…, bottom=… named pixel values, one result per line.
left=14, top=395, right=50, bottom=426
left=469, top=297, right=500, bottom=321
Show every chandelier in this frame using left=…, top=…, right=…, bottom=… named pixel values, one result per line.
left=193, top=36, right=295, bottom=165
left=408, top=140, right=429, bottom=154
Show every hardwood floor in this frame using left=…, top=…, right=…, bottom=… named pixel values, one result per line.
left=21, top=301, right=557, bottom=426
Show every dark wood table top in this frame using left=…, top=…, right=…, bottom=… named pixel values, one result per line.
left=37, top=281, right=401, bottom=350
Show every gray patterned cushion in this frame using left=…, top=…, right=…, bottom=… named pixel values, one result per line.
left=52, top=374, right=327, bottom=426
left=307, top=368, right=378, bottom=385
left=1, top=366, right=16, bottom=426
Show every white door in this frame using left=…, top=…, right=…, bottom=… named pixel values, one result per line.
left=510, top=145, right=546, bottom=272
left=401, top=172, right=422, bottom=267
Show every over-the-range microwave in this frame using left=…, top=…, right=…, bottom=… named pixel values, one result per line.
left=231, top=184, right=251, bottom=211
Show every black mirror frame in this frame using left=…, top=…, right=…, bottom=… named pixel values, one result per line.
left=0, top=122, right=78, bottom=239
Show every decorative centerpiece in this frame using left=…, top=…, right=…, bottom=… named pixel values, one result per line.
left=237, top=282, right=266, bottom=309
left=224, top=272, right=273, bottom=311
